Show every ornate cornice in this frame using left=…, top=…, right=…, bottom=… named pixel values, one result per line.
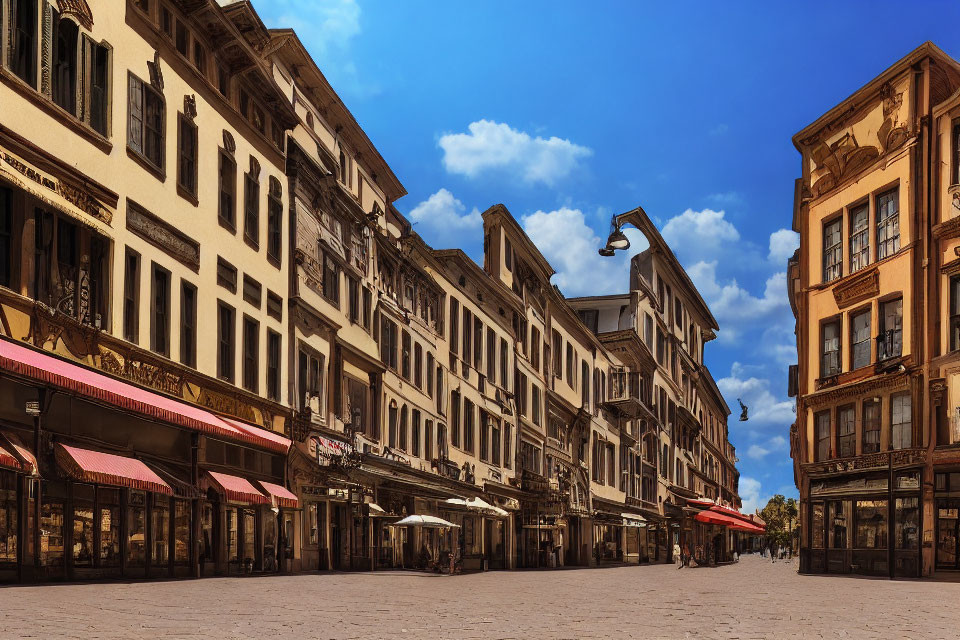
left=832, top=266, right=879, bottom=309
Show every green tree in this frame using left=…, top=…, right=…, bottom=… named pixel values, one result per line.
left=760, top=494, right=799, bottom=550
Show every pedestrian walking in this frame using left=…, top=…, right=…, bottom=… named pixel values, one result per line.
left=682, top=542, right=691, bottom=568
left=673, top=542, right=682, bottom=567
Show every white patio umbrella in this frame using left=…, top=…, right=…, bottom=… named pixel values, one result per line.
left=393, top=514, right=460, bottom=528
left=444, top=497, right=509, bottom=517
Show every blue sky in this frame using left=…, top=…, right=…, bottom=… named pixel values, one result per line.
left=253, top=0, right=960, bottom=512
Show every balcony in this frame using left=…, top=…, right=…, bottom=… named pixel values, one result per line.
left=602, top=371, right=646, bottom=419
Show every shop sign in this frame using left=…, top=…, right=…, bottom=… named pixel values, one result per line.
left=328, top=488, right=349, bottom=499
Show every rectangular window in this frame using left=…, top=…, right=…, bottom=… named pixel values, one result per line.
left=504, top=237, right=512, bottom=271
left=891, top=392, right=912, bottom=449
left=837, top=405, right=855, bottom=458
left=530, top=326, right=541, bottom=371
left=879, top=297, right=902, bottom=361
left=266, top=291, right=283, bottom=321
left=876, top=188, right=900, bottom=260
left=644, top=313, right=653, bottom=346
left=217, top=257, right=237, bottom=293
left=348, top=277, right=360, bottom=324
left=854, top=500, right=888, bottom=550
left=451, top=390, right=461, bottom=448
left=491, top=419, right=501, bottom=466
left=552, top=331, right=562, bottom=379
left=578, top=309, right=599, bottom=334
left=123, top=249, right=140, bottom=343
left=217, top=302, right=235, bottom=383
left=12, top=0, right=38, bottom=86
left=849, top=204, right=869, bottom=273
left=322, top=252, right=339, bottom=305
left=411, top=410, right=421, bottom=458
left=473, top=317, right=483, bottom=370
left=176, top=115, right=197, bottom=197
left=193, top=41, right=206, bottom=75
left=821, top=320, right=841, bottom=378
left=362, top=288, right=372, bottom=330
left=862, top=399, right=880, bottom=454
left=480, top=412, right=489, bottom=461
left=380, top=316, right=398, bottom=370
left=175, top=19, right=188, bottom=56
left=565, top=342, right=574, bottom=386
left=949, top=276, right=960, bottom=354
left=414, top=343, right=423, bottom=389
left=267, top=185, right=282, bottom=264
left=242, top=275, right=262, bottom=309
left=500, top=338, right=508, bottom=388
left=823, top=217, right=842, bottom=283
left=242, top=316, right=259, bottom=393
left=851, top=309, right=871, bottom=370
left=128, top=74, right=164, bottom=170
left=816, top=410, right=831, bottom=462
left=464, top=399, right=475, bottom=453
left=218, top=151, right=237, bottom=230
left=532, top=385, right=542, bottom=426
left=149, top=263, right=170, bottom=356
left=244, top=173, right=259, bottom=246
left=503, top=423, right=511, bottom=469
left=449, top=298, right=460, bottom=355
left=266, top=330, right=281, bottom=402
left=486, top=327, right=496, bottom=380
left=462, top=307, right=472, bottom=364
left=401, top=331, right=411, bottom=380
left=517, top=373, right=527, bottom=417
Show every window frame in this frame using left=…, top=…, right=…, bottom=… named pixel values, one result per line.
left=176, top=113, right=198, bottom=200
left=822, top=215, right=843, bottom=283
left=127, top=72, right=165, bottom=174
left=876, top=187, right=900, bottom=261
left=180, top=279, right=197, bottom=368
left=149, top=262, right=171, bottom=357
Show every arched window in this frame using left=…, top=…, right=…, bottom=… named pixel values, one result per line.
left=53, top=17, right=79, bottom=113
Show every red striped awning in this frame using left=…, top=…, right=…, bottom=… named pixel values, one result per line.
left=56, top=444, right=172, bottom=495
left=695, top=510, right=743, bottom=528
left=258, top=480, right=298, bottom=508
left=0, top=338, right=290, bottom=454
left=207, top=471, right=269, bottom=505
left=0, top=445, right=23, bottom=472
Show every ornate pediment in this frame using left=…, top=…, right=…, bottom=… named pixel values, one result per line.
left=57, top=0, right=93, bottom=30
left=832, top=267, right=879, bottom=309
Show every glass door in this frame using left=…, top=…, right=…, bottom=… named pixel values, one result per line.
left=936, top=501, right=959, bottom=570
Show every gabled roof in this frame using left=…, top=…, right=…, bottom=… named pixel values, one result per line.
left=481, top=204, right=555, bottom=285
left=792, top=41, right=960, bottom=150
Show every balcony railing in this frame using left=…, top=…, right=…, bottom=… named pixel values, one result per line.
left=603, top=371, right=646, bottom=419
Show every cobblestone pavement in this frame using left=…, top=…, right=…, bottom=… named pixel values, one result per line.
left=1, top=554, right=958, bottom=639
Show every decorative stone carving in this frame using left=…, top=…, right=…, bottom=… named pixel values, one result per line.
left=222, top=130, right=236, bottom=155
left=56, top=0, right=94, bottom=30
left=832, top=267, right=879, bottom=309
left=183, top=94, right=197, bottom=121
left=148, top=51, right=164, bottom=92
left=126, top=199, right=201, bottom=270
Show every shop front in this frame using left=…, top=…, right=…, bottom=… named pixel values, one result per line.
left=805, top=465, right=922, bottom=578
left=593, top=511, right=624, bottom=563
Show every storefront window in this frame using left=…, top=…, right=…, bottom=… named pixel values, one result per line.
left=174, top=500, right=190, bottom=564
left=0, top=472, right=17, bottom=565
left=152, top=499, right=170, bottom=566
left=128, top=491, right=146, bottom=567
left=98, top=488, right=121, bottom=568
left=811, top=502, right=824, bottom=549
left=200, top=503, right=214, bottom=569
left=828, top=501, right=847, bottom=549
left=242, top=510, right=256, bottom=567
left=854, top=500, right=887, bottom=549
left=73, top=485, right=95, bottom=568
left=895, top=497, right=919, bottom=550
left=40, top=498, right=65, bottom=567
left=227, top=507, right=239, bottom=566
left=308, top=503, right=318, bottom=545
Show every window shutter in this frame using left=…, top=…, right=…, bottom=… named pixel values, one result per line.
left=128, top=74, right=143, bottom=154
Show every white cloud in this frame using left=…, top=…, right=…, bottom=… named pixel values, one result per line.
left=739, top=476, right=769, bottom=515
left=407, top=189, right=482, bottom=240
left=268, top=0, right=361, bottom=55
left=746, top=435, right=788, bottom=461
left=660, top=209, right=739, bottom=255
left=768, top=228, right=800, bottom=264
left=718, top=362, right=795, bottom=428
left=439, top=120, right=592, bottom=186
left=521, top=207, right=647, bottom=297
left=706, top=191, right=743, bottom=206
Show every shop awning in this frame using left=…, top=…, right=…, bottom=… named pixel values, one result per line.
left=444, top=497, right=509, bottom=517
left=56, top=444, right=172, bottom=495
left=0, top=338, right=290, bottom=454
left=0, top=444, right=25, bottom=473
left=694, top=510, right=742, bottom=528
left=207, top=471, right=269, bottom=505
left=257, top=480, right=298, bottom=508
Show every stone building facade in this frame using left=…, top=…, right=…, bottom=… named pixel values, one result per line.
left=788, top=41, right=960, bottom=578
left=0, top=0, right=744, bottom=582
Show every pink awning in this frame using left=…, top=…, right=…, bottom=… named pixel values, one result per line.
left=56, top=444, right=172, bottom=495
left=0, top=445, right=23, bottom=473
left=0, top=338, right=289, bottom=454
left=258, top=480, right=298, bottom=508
left=207, top=471, right=269, bottom=505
